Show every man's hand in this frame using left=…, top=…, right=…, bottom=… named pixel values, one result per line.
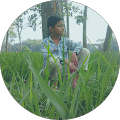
left=69, top=62, right=76, bottom=73
left=65, top=59, right=76, bottom=73
left=71, top=52, right=78, bottom=67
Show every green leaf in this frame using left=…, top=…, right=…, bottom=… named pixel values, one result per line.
left=84, top=32, right=117, bottom=77
left=1, top=65, right=6, bottom=73
left=7, top=83, right=17, bottom=88
left=19, top=90, right=30, bottom=105
left=25, top=56, right=69, bottom=119
left=44, top=44, right=62, bottom=85
left=68, top=75, right=81, bottom=119
left=49, top=105, right=56, bottom=119
left=30, top=71, right=33, bottom=102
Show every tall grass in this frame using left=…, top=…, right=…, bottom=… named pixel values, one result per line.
left=0, top=48, right=119, bottom=119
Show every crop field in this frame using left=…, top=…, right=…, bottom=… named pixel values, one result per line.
left=0, top=51, right=119, bottom=119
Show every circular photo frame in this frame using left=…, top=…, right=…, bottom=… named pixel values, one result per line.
left=0, top=0, right=120, bottom=120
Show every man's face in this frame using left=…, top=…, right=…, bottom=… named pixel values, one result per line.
left=51, top=20, right=65, bottom=36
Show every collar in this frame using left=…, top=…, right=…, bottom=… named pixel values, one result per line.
left=48, top=36, right=63, bottom=43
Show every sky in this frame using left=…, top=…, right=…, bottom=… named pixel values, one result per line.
left=13, top=1, right=108, bottom=45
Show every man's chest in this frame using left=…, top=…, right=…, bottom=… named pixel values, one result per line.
left=53, top=40, right=59, bottom=46
left=49, top=41, right=67, bottom=53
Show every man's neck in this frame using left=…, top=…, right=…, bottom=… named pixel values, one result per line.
left=51, top=35, right=61, bottom=41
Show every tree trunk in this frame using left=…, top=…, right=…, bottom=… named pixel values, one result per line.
left=19, top=33, right=22, bottom=51
left=5, top=31, right=9, bottom=52
left=15, top=17, right=23, bottom=51
left=41, top=0, right=63, bottom=39
left=65, top=0, right=69, bottom=38
left=18, top=25, right=22, bottom=51
left=83, top=6, right=87, bottom=48
left=60, top=0, right=64, bottom=19
left=103, top=25, right=112, bottom=52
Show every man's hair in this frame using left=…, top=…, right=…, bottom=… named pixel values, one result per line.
left=47, top=16, right=63, bottom=29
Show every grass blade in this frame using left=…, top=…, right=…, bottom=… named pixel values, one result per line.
left=44, top=44, right=62, bottom=85
left=25, top=56, right=69, bottom=119
left=19, top=90, right=30, bottom=105
left=30, top=71, right=33, bottom=102
left=68, top=75, right=81, bottom=119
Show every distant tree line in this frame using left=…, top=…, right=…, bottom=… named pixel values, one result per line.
left=1, top=36, right=118, bottom=53
left=1, top=39, right=42, bottom=52
left=87, top=35, right=119, bottom=52
left=1, top=0, right=119, bottom=53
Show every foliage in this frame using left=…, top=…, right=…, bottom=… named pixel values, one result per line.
left=28, top=4, right=41, bottom=31
left=0, top=49, right=119, bottom=119
left=1, top=2, right=120, bottom=119
left=63, top=1, right=81, bottom=16
left=3, top=39, right=42, bottom=52
left=13, top=16, right=24, bottom=51
left=22, top=39, right=42, bottom=52
left=27, top=1, right=84, bottom=31
left=94, top=35, right=119, bottom=52
left=6, top=24, right=17, bottom=40
left=12, top=10, right=29, bottom=51
left=0, top=52, right=43, bottom=82
left=75, top=15, right=84, bottom=25
left=3, top=24, right=17, bottom=52
left=103, top=25, right=113, bottom=52
left=1, top=42, right=11, bottom=52
left=22, top=45, right=31, bottom=52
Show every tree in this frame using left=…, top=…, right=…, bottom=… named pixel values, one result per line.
left=4, top=24, right=16, bottom=52
left=110, top=34, right=119, bottom=52
left=22, top=45, right=31, bottom=52
left=64, top=0, right=69, bottom=37
left=13, top=16, right=23, bottom=51
left=28, top=4, right=42, bottom=31
left=13, top=11, right=28, bottom=51
left=41, top=0, right=63, bottom=39
left=29, top=1, right=83, bottom=39
left=9, top=26, right=17, bottom=50
left=22, top=39, right=42, bottom=51
left=1, top=41, right=11, bottom=52
left=103, top=25, right=113, bottom=52
left=83, top=6, right=87, bottom=48
left=5, top=31, right=9, bottom=52
left=96, top=39, right=105, bottom=51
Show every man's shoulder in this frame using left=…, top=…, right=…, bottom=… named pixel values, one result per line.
left=43, top=37, right=49, bottom=41
left=60, top=36, right=69, bottom=42
left=61, top=36, right=68, bottom=40
left=42, top=37, right=49, bottom=43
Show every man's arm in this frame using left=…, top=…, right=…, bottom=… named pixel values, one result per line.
left=71, top=52, right=78, bottom=67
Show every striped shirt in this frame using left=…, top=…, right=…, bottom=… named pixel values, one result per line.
left=41, top=36, right=83, bottom=67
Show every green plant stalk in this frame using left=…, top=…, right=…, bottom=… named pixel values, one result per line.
left=1, top=49, right=119, bottom=118
left=44, top=44, right=62, bottom=85
left=95, top=59, right=101, bottom=107
left=58, top=34, right=66, bottom=99
left=1, top=65, right=7, bottom=73
left=25, top=56, right=69, bottom=119
left=19, top=90, right=30, bottom=105
left=45, top=98, right=51, bottom=115
left=45, top=39, right=50, bottom=83
left=68, top=75, right=81, bottom=119
left=49, top=105, right=56, bottom=119
left=30, top=71, right=33, bottom=102
left=63, top=74, right=75, bottom=100
left=84, top=32, right=117, bottom=77
left=73, top=86, right=80, bottom=117
left=32, top=79, right=41, bottom=116
left=98, top=66, right=113, bottom=105
left=21, top=87, right=24, bottom=107
left=62, top=34, right=65, bottom=81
